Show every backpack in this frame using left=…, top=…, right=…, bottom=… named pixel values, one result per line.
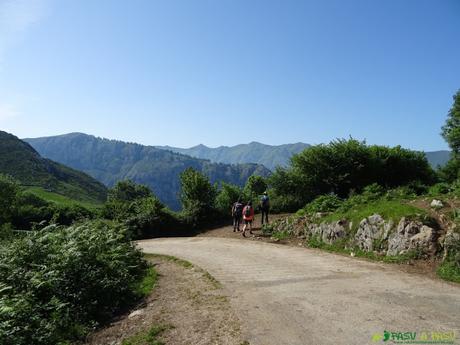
left=244, top=206, right=252, bottom=217
left=234, top=202, right=243, bottom=216
left=261, top=195, right=270, bottom=209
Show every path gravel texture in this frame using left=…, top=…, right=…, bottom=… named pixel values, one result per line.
left=137, top=237, right=460, bottom=345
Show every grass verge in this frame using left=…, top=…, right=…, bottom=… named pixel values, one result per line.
left=437, top=261, right=460, bottom=283
left=144, top=253, right=221, bottom=288
left=307, top=236, right=421, bottom=264
left=121, top=324, right=172, bottom=345
left=134, top=266, right=158, bottom=297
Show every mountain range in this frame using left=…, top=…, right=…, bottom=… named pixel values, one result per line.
left=25, top=133, right=270, bottom=209
left=157, top=142, right=311, bottom=170
left=159, top=143, right=451, bottom=170
left=0, top=131, right=107, bottom=204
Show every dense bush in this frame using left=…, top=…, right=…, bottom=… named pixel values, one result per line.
left=299, top=194, right=343, bottom=215
left=0, top=174, right=19, bottom=224
left=0, top=221, right=148, bottom=345
left=103, top=180, right=186, bottom=238
left=216, top=182, right=244, bottom=216
left=269, top=139, right=436, bottom=212
left=180, top=168, right=218, bottom=227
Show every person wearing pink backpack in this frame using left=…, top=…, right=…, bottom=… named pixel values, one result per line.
left=242, top=201, right=254, bottom=237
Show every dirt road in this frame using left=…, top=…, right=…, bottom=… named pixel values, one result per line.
left=137, top=237, right=460, bottom=345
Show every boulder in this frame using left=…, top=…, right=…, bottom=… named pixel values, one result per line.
left=354, top=214, right=392, bottom=252
left=308, top=220, right=346, bottom=244
left=387, top=218, right=436, bottom=256
left=430, top=199, right=443, bottom=209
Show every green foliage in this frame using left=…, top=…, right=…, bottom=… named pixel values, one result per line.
left=108, top=180, right=152, bottom=202
left=321, top=199, right=425, bottom=231
left=441, top=90, right=460, bottom=155
left=180, top=168, right=218, bottom=226
left=0, top=221, right=148, bottom=345
left=121, top=325, right=170, bottom=345
left=269, top=139, right=436, bottom=212
left=437, top=233, right=460, bottom=283
left=437, top=261, right=460, bottom=284
left=428, top=182, right=452, bottom=196
left=134, top=267, right=158, bottom=297
left=103, top=181, right=185, bottom=238
left=216, top=182, right=243, bottom=215
left=243, top=175, right=268, bottom=200
left=299, top=194, right=343, bottom=216
left=0, top=131, right=107, bottom=204
left=0, top=174, right=19, bottom=224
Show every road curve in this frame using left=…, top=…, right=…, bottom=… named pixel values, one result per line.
left=137, top=237, right=460, bottom=345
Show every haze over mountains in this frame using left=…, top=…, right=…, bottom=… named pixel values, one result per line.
left=0, top=131, right=107, bottom=203
left=21, top=132, right=451, bottom=209
left=157, top=142, right=311, bottom=170
left=25, top=133, right=270, bottom=209
left=159, top=142, right=450, bottom=170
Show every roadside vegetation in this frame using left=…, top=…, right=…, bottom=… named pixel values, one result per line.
left=0, top=90, right=459, bottom=344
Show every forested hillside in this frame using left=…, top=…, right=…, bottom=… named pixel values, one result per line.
left=0, top=131, right=107, bottom=203
left=26, top=133, right=270, bottom=209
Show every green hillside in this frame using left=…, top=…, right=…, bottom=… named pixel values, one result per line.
left=0, top=131, right=107, bottom=204
left=158, top=142, right=311, bottom=170
left=25, top=133, right=270, bottom=209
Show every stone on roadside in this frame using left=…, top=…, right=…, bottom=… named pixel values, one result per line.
left=430, top=199, right=443, bottom=209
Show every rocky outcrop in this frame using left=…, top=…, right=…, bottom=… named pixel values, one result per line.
left=269, top=213, right=439, bottom=258
left=387, top=217, right=436, bottom=256
left=354, top=214, right=393, bottom=252
left=307, top=220, right=347, bottom=244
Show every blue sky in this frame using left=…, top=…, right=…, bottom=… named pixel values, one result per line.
left=0, top=0, right=459, bottom=150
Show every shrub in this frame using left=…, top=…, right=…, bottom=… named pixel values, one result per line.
left=428, top=183, right=452, bottom=196
left=216, top=183, right=244, bottom=216
left=268, top=139, right=436, bottom=212
left=0, top=221, right=148, bottom=345
left=301, top=194, right=343, bottom=215
left=180, top=168, right=218, bottom=227
left=0, top=174, right=19, bottom=224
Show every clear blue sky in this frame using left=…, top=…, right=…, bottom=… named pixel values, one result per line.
left=0, top=0, right=459, bottom=150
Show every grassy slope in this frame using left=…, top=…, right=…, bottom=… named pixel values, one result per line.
left=0, top=131, right=107, bottom=204
left=320, top=199, right=426, bottom=231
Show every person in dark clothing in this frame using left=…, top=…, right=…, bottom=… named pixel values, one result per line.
left=260, top=191, right=270, bottom=225
left=231, top=198, right=244, bottom=232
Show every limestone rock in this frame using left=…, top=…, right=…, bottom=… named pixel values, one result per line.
left=354, top=214, right=392, bottom=252
left=430, top=199, right=443, bottom=209
left=387, top=218, right=436, bottom=256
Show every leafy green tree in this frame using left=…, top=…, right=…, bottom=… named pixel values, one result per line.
left=216, top=182, right=243, bottom=215
left=180, top=168, right=217, bottom=225
left=268, top=139, right=435, bottom=212
left=0, top=174, right=19, bottom=224
left=442, top=90, right=460, bottom=155
left=108, top=180, right=152, bottom=202
left=243, top=175, right=268, bottom=199
left=103, top=180, right=153, bottom=221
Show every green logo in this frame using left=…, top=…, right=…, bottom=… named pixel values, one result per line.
left=371, top=330, right=456, bottom=344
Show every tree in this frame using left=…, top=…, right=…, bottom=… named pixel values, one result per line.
left=442, top=90, right=460, bottom=155
left=180, top=168, right=217, bottom=225
left=243, top=175, right=268, bottom=200
left=107, top=180, right=152, bottom=202
left=0, top=174, right=19, bottom=224
left=216, top=182, right=243, bottom=215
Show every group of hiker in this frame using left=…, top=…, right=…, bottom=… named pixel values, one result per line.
left=231, top=192, right=270, bottom=237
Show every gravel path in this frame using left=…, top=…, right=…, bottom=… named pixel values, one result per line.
left=137, top=237, right=460, bottom=345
